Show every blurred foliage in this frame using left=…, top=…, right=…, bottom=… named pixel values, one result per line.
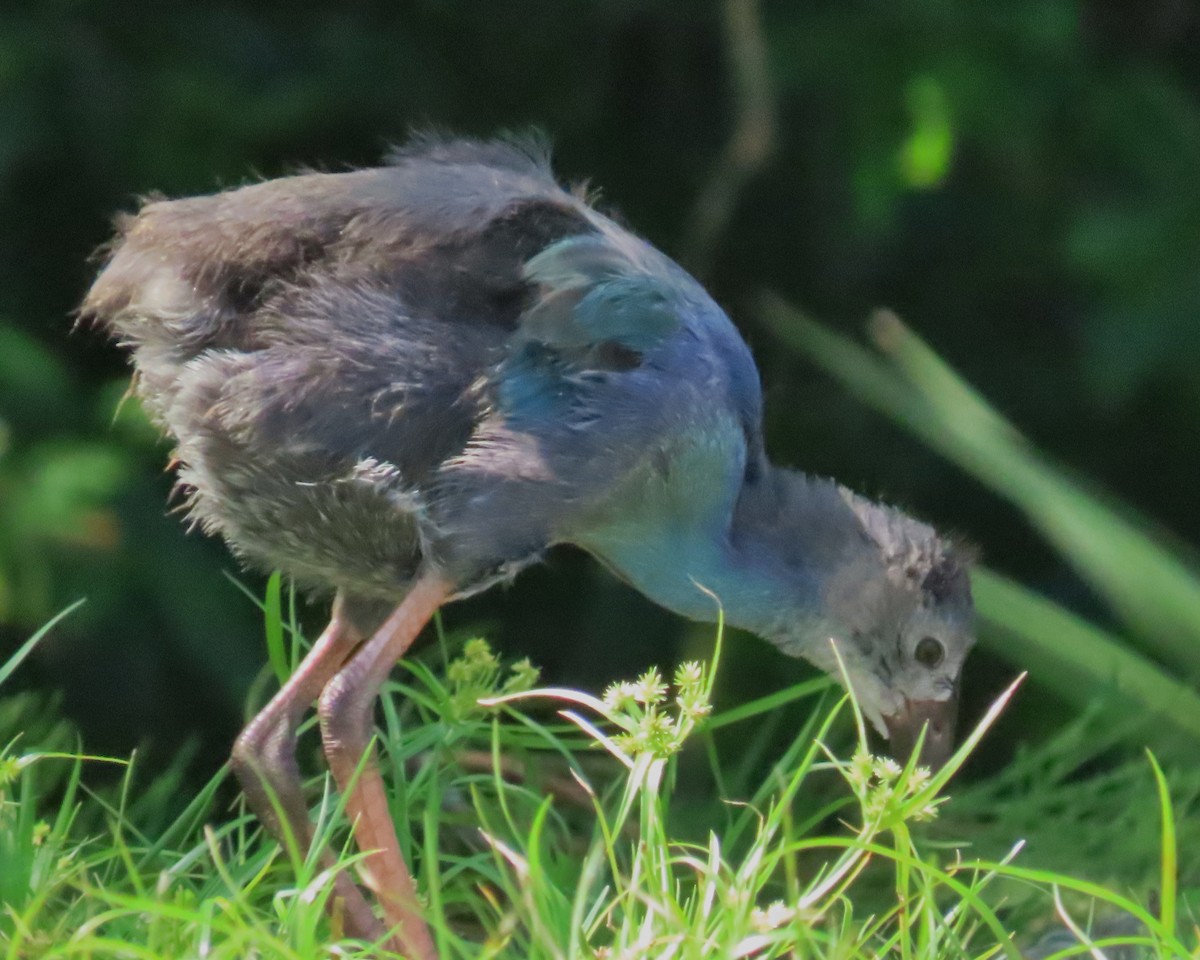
left=1, top=0, right=1199, bottom=775
left=0, top=330, right=131, bottom=625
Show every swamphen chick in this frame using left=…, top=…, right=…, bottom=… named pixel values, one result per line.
left=84, top=136, right=974, bottom=957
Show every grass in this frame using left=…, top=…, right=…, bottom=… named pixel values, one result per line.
left=5, top=307, right=1200, bottom=957
left=1, top=603, right=1196, bottom=959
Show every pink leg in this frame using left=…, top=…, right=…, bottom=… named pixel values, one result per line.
left=319, top=573, right=450, bottom=960
left=230, top=594, right=384, bottom=942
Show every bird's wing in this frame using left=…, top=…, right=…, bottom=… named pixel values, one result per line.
left=501, top=224, right=763, bottom=470
left=497, top=232, right=686, bottom=420
left=428, top=220, right=766, bottom=583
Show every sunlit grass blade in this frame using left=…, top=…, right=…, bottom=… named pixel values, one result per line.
left=914, top=672, right=1025, bottom=802
left=703, top=675, right=830, bottom=731
left=262, top=571, right=288, bottom=685
left=0, top=598, right=85, bottom=688
left=1146, top=751, right=1176, bottom=939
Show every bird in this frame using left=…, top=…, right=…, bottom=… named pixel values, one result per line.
left=83, top=134, right=975, bottom=957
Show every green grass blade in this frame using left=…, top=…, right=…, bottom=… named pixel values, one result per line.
left=1146, top=751, right=1177, bottom=938
left=262, top=571, right=288, bottom=685
left=974, top=568, right=1200, bottom=746
left=0, top=598, right=85, bottom=688
left=704, top=676, right=830, bottom=731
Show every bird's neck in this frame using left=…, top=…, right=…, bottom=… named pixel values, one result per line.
left=578, top=466, right=873, bottom=652
left=584, top=526, right=811, bottom=635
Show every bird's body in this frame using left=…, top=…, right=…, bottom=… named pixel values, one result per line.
left=85, top=136, right=974, bottom=956
left=90, top=140, right=757, bottom=606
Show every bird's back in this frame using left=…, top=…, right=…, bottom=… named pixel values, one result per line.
left=86, top=137, right=596, bottom=420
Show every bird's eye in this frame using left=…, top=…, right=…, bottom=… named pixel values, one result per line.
left=914, top=636, right=944, bottom=668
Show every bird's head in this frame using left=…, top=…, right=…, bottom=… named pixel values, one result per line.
left=815, top=537, right=974, bottom=771
left=747, top=478, right=975, bottom=771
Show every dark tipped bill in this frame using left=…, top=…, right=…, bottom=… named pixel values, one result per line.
left=884, top=695, right=959, bottom=771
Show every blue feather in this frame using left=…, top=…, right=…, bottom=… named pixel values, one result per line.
left=521, top=235, right=680, bottom=352
left=498, top=235, right=685, bottom=424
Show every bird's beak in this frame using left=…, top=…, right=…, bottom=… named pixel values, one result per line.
left=883, top=694, right=958, bottom=771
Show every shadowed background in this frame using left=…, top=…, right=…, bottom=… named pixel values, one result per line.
left=3, top=0, right=1200, bottom=785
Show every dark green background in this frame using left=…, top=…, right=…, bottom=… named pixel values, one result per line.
left=3, top=0, right=1198, bottom=779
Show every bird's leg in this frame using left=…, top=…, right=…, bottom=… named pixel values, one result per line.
left=318, top=572, right=450, bottom=960
left=230, top=594, right=384, bottom=942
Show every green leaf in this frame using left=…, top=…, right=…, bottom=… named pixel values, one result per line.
left=0, top=325, right=73, bottom=429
